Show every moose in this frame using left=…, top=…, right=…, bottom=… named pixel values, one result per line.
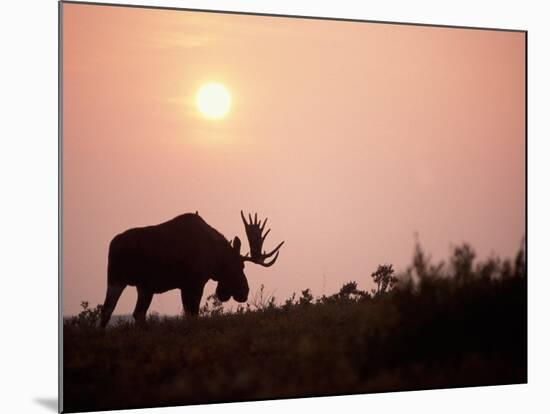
left=100, top=211, right=284, bottom=327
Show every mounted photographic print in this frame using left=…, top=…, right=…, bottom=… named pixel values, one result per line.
left=60, top=1, right=527, bottom=412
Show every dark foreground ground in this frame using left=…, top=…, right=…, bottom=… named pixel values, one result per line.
left=63, top=245, right=526, bottom=413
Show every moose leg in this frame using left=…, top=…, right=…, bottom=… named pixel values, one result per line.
left=180, top=284, right=204, bottom=317
left=100, top=283, right=126, bottom=328
left=133, top=288, right=153, bottom=325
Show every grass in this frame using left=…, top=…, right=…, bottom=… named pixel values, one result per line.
left=63, top=242, right=526, bottom=413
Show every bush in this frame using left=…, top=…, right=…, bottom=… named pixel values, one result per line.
left=65, top=301, right=103, bottom=329
left=371, top=265, right=398, bottom=296
left=63, top=240, right=526, bottom=412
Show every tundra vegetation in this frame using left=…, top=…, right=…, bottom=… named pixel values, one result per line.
left=63, top=241, right=526, bottom=413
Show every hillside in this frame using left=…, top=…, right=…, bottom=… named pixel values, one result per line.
left=63, top=243, right=526, bottom=412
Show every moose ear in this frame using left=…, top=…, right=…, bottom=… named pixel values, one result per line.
left=232, top=236, right=242, bottom=254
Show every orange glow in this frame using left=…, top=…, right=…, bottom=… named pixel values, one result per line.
left=63, top=4, right=525, bottom=315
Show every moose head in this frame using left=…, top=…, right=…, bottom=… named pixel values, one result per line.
left=215, top=211, right=285, bottom=303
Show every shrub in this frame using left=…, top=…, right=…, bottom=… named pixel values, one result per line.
left=371, top=264, right=398, bottom=296
left=66, top=301, right=103, bottom=329
left=200, top=294, right=224, bottom=316
left=249, top=284, right=277, bottom=311
left=298, top=288, right=314, bottom=306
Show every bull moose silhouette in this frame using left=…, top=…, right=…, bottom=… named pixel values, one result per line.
left=100, top=211, right=284, bottom=327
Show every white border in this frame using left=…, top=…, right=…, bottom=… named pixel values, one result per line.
left=2, top=1, right=548, bottom=413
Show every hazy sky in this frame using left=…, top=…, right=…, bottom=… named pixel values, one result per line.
left=62, top=3, right=525, bottom=315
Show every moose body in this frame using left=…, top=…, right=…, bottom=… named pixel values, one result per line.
left=100, top=212, right=283, bottom=327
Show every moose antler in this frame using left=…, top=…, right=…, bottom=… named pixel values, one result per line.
left=240, top=211, right=284, bottom=267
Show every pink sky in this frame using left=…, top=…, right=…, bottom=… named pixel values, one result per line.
left=62, top=3, right=525, bottom=315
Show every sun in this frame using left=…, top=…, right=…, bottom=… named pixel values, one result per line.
left=196, top=82, right=231, bottom=120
